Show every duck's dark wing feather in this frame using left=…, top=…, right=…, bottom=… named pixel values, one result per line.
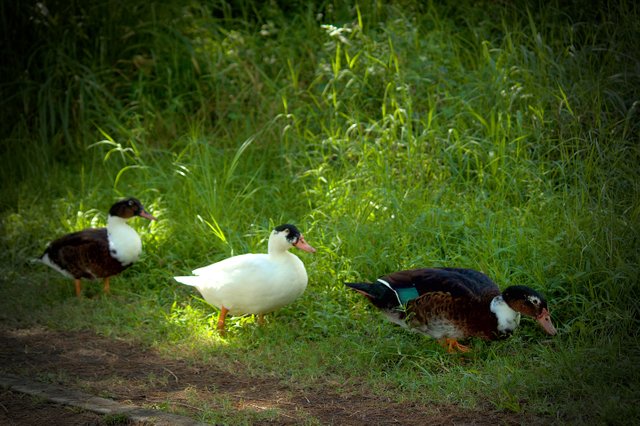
left=436, top=268, right=500, bottom=297
left=382, top=268, right=500, bottom=299
left=43, top=228, right=127, bottom=279
left=45, top=228, right=107, bottom=251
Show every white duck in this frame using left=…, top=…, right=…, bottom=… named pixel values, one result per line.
left=174, top=224, right=316, bottom=334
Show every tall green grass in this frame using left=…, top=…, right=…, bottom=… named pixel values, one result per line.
left=1, top=0, right=638, bottom=423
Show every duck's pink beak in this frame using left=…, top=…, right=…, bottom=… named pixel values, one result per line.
left=294, top=235, right=316, bottom=253
left=536, top=308, right=557, bottom=335
left=139, top=210, right=157, bottom=221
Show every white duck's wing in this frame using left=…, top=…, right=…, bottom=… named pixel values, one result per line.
left=191, top=253, right=264, bottom=279
left=174, top=254, right=264, bottom=286
left=173, top=254, right=269, bottom=310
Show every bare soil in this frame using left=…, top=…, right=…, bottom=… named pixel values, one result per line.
left=0, top=326, right=545, bottom=425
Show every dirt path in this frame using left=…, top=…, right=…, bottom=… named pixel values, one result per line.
left=1, top=389, right=108, bottom=425
left=0, top=326, right=540, bottom=425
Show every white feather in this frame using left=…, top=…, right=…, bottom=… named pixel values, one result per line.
left=38, top=253, right=74, bottom=278
left=490, top=295, right=521, bottom=333
left=107, top=215, right=142, bottom=266
left=415, top=318, right=465, bottom=339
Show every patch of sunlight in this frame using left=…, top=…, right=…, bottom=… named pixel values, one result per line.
left=162, top=301, right=231, bottom=349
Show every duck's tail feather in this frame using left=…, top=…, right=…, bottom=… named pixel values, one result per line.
left=345, top=281, right=402, bottom=310
left=345, top=282, right=375, bottom=296
left=174, top=275, right=200, bottom=287
left=31, top=250, right=48, bottom=264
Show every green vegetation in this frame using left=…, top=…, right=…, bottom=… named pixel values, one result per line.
left=1, top=0, right=638, bottom=423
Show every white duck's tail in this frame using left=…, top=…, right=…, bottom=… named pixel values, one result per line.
left=173, top=275, right=201, bottom=287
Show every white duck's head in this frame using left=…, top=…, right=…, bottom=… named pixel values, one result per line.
left=268, top=224, right=316, bottom=254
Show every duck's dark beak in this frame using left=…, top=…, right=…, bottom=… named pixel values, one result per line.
left=294, top=235, right=316, bottom=253
left=536, top=308, right=557, bottom=335
left=139, top=210, right=157, bottom=221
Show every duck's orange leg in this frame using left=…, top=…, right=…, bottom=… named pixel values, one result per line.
left=217, top=306, right=229, bottom=335
left=74, top=279, right=82, bottom=298
left=257, top=314, right=265, bottom=325
left=438, top=338, right=470, bottom=353
left=103, top=276, right=111, bottom=295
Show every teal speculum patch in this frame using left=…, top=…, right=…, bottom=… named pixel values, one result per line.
left=396, top=286, right=420, bottom=305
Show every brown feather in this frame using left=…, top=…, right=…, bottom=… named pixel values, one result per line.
left=385, top=268, right=504, bottom=340
left=408, top=291, right=501, bottom=340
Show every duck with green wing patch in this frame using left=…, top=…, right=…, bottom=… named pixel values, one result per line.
left=346, top=267, right=557, bottom=352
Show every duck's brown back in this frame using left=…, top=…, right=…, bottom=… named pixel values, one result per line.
left=44, top=228, right=129, bottom=279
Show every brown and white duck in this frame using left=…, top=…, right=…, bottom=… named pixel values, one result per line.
left=37, top=197, right=156, bottom=297
left=174, top=224, right=316, bottom=334
left=346, top=267, right=557, bottom=352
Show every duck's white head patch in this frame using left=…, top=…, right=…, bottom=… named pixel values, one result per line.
left=526, top=294, right=541, bottom=306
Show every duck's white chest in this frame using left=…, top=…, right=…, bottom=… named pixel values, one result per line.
left=271, top=256, right=308, bottom=295
left=108, top=219, right=142, bottom=266
left=249, top=254, right=308, bottom=310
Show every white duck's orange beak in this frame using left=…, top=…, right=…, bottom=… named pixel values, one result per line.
left=294, top=235, right=316, bottom=253
left=536, top=308, right=557, bottom=335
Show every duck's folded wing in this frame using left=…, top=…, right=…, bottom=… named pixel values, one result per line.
left=176, top=254, right=268, bottom=289
left=383, top=268, right=489, bottom=299
left=191, top=253, right=258, bottom=276
left=44, top=229, right=112, bottom=277
left=46, top=228, right=107, bottom=251
left=437, top=268, right=500, bottom=296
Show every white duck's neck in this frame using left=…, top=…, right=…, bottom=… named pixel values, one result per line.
left=267, top=236, right=291, bottom=257
left=107, top=215, right=142, bottom=265
left=490, top=295, right=521, bottom=334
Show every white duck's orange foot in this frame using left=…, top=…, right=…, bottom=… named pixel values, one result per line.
left=217, top=306, right=229, bottom=336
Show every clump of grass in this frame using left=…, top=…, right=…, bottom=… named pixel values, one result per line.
left=1, top=0, right=638, bottom=424
left=102, top=413, right=131, bottom=425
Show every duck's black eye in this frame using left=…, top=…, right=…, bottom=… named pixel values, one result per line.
left=128, top=200, right=134, bottom=206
